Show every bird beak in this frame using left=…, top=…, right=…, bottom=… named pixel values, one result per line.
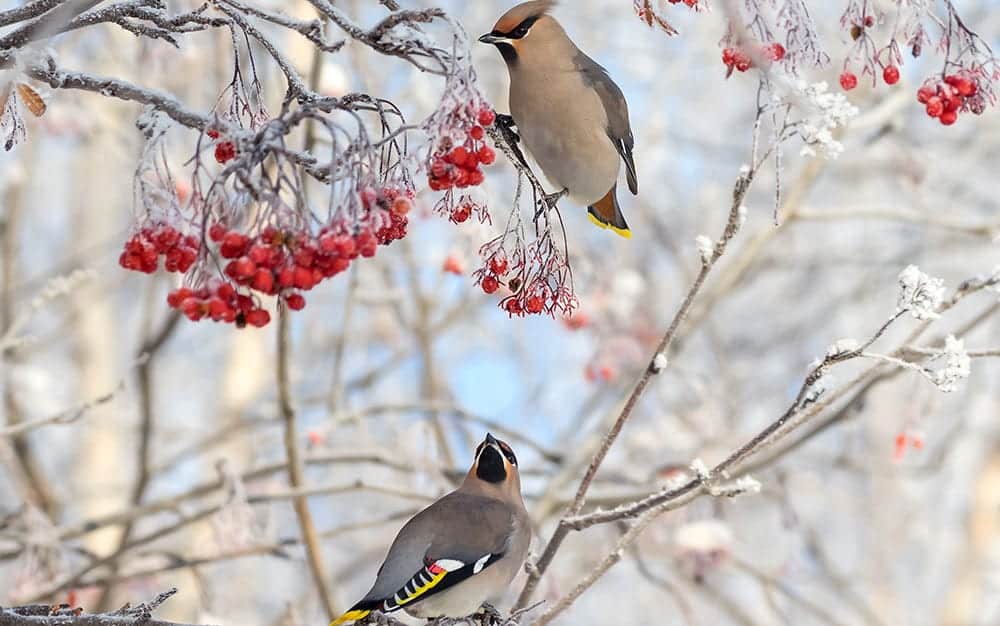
left=478, top=33, right=510, bottom=45
left=484, top=432, right=499, bottom=447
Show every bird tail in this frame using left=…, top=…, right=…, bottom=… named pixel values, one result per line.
left=587, top=185, right=631, bottom=239
left=329, top=608, right=372, bottom=626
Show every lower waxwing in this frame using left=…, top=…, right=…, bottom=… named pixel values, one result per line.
left=330, top=433, right=531, bottom=624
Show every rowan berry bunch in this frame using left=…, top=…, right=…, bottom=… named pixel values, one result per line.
left=426, top=106, right=496, bottom=193
left=162, top=183, right=411, bottom=329
left=119, top=224, right=199, bottom=275
left=721, top=42, right=785, bottom=77
left=474, top=217, right=577, bottom=318
left=676, top=0, right=999, bottom=126
left=423, top=69, right=498, bottom=229
left=834, top=1, right=999, bottom=126
left=917, top=72, right=985, bottom=126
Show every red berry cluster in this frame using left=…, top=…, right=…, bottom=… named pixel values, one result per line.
left=206, top=128, right=237, bottom=164
left=119, top=224, right=199, bottom=274
left=666, top=0, right=697, bottom=6
left=427, top=107, right=497, bottom=192
left=167, top=282, right=271, bottom=328
left=128, top=185, right=411, bottom=330
left=917, top=73, right=983, bottom=125
left=478, top=253, right=509, bottom=296
left=722, top=43, right=785, bottom=77
left=447, top=196, right=488, bottom=225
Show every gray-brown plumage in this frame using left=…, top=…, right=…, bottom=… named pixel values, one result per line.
left=480, top=0, right=638, bottom=238
left=330, top=434, right=530, bottom=624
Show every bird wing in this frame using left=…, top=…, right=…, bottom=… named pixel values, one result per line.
left=574, top=51, right=638, bottom=195
left=332, top=492, right=515, bottom=623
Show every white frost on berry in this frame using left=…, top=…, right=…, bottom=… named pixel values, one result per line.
left=696, top=235, right=714, bottom=264
left=897, top=265, right=945, bottom=320
left=930, top=335, right=971, bottom=393
left=783, top=80, right=858, bottom=159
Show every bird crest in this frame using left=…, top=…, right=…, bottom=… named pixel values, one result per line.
left=494, top=0, right=558, bottom=35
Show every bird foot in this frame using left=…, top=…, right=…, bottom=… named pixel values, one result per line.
left=475, top=603, right=504, bottom=626
left=534, top=188, right=567, bottom=220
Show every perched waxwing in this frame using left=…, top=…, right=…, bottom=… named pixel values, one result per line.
left=480, top=0, right=638, bottom=238
left=330, top=433, right=531, bottom=624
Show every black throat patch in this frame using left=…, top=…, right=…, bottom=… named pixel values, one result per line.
left=476, top=446, right=507, bottom=483
left=497, top=42, right=517, bottom=64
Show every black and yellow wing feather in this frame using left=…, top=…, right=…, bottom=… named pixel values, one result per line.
left=330, top=554, right=504, bottom=625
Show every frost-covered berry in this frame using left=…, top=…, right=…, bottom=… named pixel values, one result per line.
left=840, top=72, right=858, bottom=91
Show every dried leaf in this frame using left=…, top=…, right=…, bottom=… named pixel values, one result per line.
left=16, top=82, right=46, bottom=117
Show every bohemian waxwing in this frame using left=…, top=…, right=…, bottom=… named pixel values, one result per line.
left=480, top=0, right=638, bottom=238
left=330, top=433, right=531, bottom=624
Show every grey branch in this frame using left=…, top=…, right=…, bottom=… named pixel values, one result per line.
left=0, top=589, right=210, bottom=626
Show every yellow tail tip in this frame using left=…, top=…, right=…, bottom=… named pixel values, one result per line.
left=586, top=212, right=631, bottom=239
left=330, top=609, right=370, bottom=626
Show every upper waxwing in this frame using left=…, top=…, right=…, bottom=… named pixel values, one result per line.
left=480, top=0, right=638, bottom=238
left=330, top=433, right=531, bottom=624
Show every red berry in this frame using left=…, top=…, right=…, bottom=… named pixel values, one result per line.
left=466, top=169, right=485, bottom=187
left=391, top=196, right=412, bottom=215
left=505, top=299, right=523, bottom=315
left=883, top=65, right=900, bottom=85
left=293, top=266, right=316, bottom=290
left=764, top=43, right=785, bottom=61
left=430, top=160, right=448, bottom=179
left=925, top=96, right=944, bottom=117
left=939, top=110, right=958, bottom=125
left=217, top=282, right=236, bottom=300
left=840, top=71, right=858, bottom=91
left=207, top=298, right=231, bottom=321
left=916, top=86, right=934, bottom=104
left=451, top=206, right=471, bottom=223
left=214, top=141, right=237, bottom=164
left=167, top=287, right=193, bottom=308
left=245, top=309, right=271, bottom=327
left=248, top=245, right=272, bottom=266
left=477, top=108, right=496, bottom=127
left=476, top=146, right=496, bottom=165
left=489, top=256, right=508, bottom=276
left=469, top=125, right=484, bottom=140
left=207, top=129, right=220, bottom=139
left=864, top=15, right=875, bottom=27
left=448, top=146, right=469, bottom=167
left=220, top=232, right=249, bottom=258
left=525, top=296, right=544, bottom=314
left=285, top=293, right=306, bottom=310
left=232, top=256, right=256, bottom=279
left=208, top=223, right=227, bottom=242
left=251, top=268, right=274, bottom=293
left=481, top=275, right=499, bottom=294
